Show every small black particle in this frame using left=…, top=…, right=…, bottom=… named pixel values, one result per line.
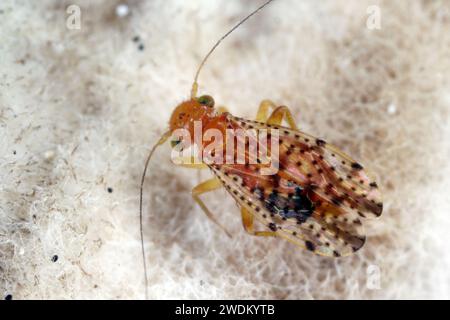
left=13, top=150, right=16, bottom=155
left=333, top=250, right=341, bottom=257
left=305, top=240, right=315, bottom=251
left=4, top=294, right=12, bottom=300
left=51, top=255, right=58, bottom=262
left=132, top=36, right=140, bottom=42
left=369, top=182, right=378, bottom=188
left=138, top=43, right=145, bottom=51
left=268, top=223, right=277, bottom=231
left=292, top=231, right=297, bottom=236
left=107, top=187, right=113, bottom=193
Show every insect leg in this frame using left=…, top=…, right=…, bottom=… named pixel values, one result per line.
left=192, top=178, right=233, bottom=238
left=267, top=106, right=298, bottom=130
left=255, top=100, right=276, bottom=122
left=174, top=157, right=209, bottom=169
left=241, top=207, right=277, bottom=237
left=216, top=106, right=229, bottom=114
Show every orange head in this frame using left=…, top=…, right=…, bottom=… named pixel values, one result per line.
left=169, top=95, right=215, bottom=134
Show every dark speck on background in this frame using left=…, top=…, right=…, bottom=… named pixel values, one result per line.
left=107, top=187, right=113, bottom=193
left=51, top=255, right=58, bottom=262
left=5, top=294, right=12, bottom=300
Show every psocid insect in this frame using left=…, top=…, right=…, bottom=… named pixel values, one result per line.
left=139, top=0, right=383, bottom=298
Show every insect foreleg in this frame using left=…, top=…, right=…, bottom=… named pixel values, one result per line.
left=256, top=100, right=298, bottom=129
left=241, top=208, right=277, bottom=237
left=255, top=100, right=276, bottom=122
left=174, top=157, right=209, bottom=169
left=192, top=178, right=233, bottom=238
left=267, top=106, right=298, bottom=130
left=216, top=105, right=229, bottom=114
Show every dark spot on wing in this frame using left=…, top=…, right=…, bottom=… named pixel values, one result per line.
left=305, top=240, right=315, bottom=252
left=316, top=139, right=326, bottom=146
left=351, top=162, right=363, bottom=170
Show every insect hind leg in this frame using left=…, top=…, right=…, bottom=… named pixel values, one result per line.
left=241, top=207, right=277, bottom=237
left=192, top=178, right=233, bottom=238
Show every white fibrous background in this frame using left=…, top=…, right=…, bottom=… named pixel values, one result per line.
left=1, top=0, right=450, bottom=299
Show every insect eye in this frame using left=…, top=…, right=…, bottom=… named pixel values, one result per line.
left=197, top=95, right=215, bottom=108
left=171, top=139, right=181, bottom=148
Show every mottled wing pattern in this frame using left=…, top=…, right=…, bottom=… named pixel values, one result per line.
left=209, top=114, right=382, bottom=257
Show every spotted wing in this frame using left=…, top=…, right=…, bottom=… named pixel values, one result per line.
left=210, top=114, right=383, bottom=257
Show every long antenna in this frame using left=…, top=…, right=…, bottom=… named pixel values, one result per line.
left=139, top=130, right=171, bottom=299
left=191, top=0, right=277, bottom=99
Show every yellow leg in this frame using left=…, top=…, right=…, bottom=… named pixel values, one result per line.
left=173, top=157, right=208, bottom=169
left=216, top=105, right=229, bottom=114
left=241, top=207, right=277, bottom=237
left=267, top=106, right=298, bottom=130
left=192, top=178, right=232, bottom=238
left=256, top=100, right=298, bottom=130
left=256, top=100, right=276, bottom=122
